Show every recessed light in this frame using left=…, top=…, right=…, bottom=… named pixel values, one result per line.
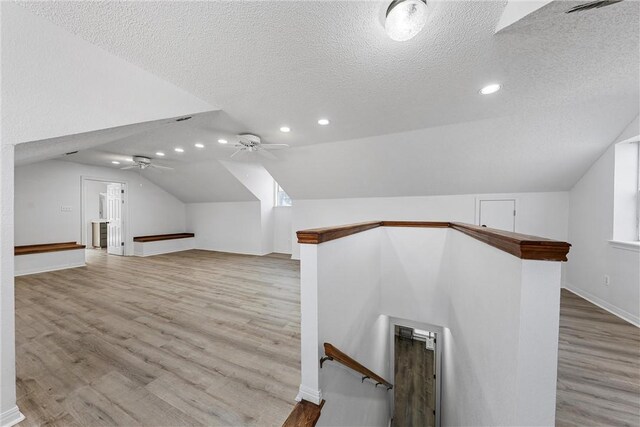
left=112, top=161, right=120, bottom=165
left=218, top=139, right=228, bottom=144
left=280, top=126, right=291, bottom=133
left=480, top=83, right=501, bottom=95
left=195, top=143, right=205, bottom=148
left=156, top=152, right=165, bottom=156
left=318, top=119, right=330, bottom=126
left=385, top=0, right=428, bottom=42
left=174, top=148, right=184, bottom=153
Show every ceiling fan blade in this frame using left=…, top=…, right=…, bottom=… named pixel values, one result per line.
left=257, top=149, right=278, bottom=160
left=260, top=143, right=290, bottom=150
left=120, top=165, right=138, bottom=170
left=230, top=148, right=245, bottom=158
left=150, top=164, right=174, bottom=170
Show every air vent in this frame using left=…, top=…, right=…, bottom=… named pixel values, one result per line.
left=566, top=0, right=623, bottom=14
left=175, top=116, right=192, bottom=122
left=65, top=151, right=78, bottom=155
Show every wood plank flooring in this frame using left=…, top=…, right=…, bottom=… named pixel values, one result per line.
left=556, top=289, right=640, bottom=427
left=13, top=251, right=640, bottom=426
left=393, top=335, right=435, bottom=427
left=15, top=249, right=300, bottom=427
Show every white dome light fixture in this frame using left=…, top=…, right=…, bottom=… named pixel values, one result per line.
left=385, top=0, right=428, bottom=42
left=480, top=83, right=501, bottom=95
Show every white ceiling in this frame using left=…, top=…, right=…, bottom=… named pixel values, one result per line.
left=9, top=0, right=640, bottom=201
left=19, top=0, right=639, bottom=146
left=2, top=2, right=213, bottom=145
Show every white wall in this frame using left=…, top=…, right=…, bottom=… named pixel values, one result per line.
left=14, top=160, right=187, bottom=255
left=565, top=116, right=640, bottom=326
left=274, top=207, right=292, bottom=254
left=0, top=144, right=24, bottom=426
left=186, top=202, right=263, bottom=255
left=315, top=229, right=390, bottom=427
left=219, top=161, right=276, bottom=254
left=299, top=226, right=563, bottom=426
left=291, top=191, right=569, bottom=259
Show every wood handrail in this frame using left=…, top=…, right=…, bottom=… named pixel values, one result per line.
left=321, top=343, right=393, bottom=390
left=296, top=221, right=571, bottom=262
left=282, top=400, right=325, bottom=427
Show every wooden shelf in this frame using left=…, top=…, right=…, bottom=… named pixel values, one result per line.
left=133, top=233, right=195, bottom=243
left=15, top=242, right=86, bottom=256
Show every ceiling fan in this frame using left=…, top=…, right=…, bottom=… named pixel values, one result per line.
left=565, top=0, right=623, bottom=13
left=230, top=134, right=289, bottom=159
left=120, top=155, right=173, bottom=170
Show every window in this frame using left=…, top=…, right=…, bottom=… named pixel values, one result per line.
left=274, top=182, right=292, bottom=207
left=612, top=139, right=640, bottom=242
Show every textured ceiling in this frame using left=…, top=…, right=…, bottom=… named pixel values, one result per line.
left=19, top=0, right=639, bottom=146
left=10, top=0, right=640, bottom=201
left=2, top=2, right=214, bottom=145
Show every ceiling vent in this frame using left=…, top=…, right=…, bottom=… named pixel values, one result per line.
left=566, top=0, right=623, bottom=14
left=65, top=151, right=78, bottom=155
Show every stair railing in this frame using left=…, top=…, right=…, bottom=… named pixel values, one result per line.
left=320, top=342, right=393, bottom=390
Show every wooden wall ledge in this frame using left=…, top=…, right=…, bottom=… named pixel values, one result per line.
left=133, top=233, right=195, bottom=243
left=296, top=221, right=571, bottom=262
left=15, top=242, right=86, bottom=256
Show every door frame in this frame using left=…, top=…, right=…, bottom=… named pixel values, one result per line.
left=80, top=176, right=130, bottom=256
left=474, top=197, right=518, bottom=231
left=388, top=317, right=443, bottom=427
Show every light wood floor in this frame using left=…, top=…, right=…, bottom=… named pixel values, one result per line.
left=556, top=289, right=640, bottom=427
left=393, top=335, right=435, bottom=427
left=15, top=249, right=300, bottom=427
left=14, top=252, right=640, bottom=426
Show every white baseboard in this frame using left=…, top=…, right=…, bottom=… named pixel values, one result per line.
left=134, top=238, right=195, bottom=257
left=0, top=406, right=25, bottom=427
left=15, top=262, right=86, bottom=277
left=563, top=283, right=640, bottom=327
left=296, top=385, right=323, bottom=405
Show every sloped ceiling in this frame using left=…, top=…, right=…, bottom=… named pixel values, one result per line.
left=8, top=1, right=640, bottom=201
left=263, top=99, right=639, bottom=199
left=2, top=3, right=214, bottom=145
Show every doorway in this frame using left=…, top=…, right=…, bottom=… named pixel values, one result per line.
left=81, top=177, right=128, bottom=256
left=389, top=319, right=441, bottom=427
left=477, top=198, right=516, bottom=232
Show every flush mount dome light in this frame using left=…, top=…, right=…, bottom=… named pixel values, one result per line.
left=385, top=0, right=428, bottom=42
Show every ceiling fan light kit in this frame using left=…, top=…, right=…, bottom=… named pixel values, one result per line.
left=385, top=0, right=428, bottom=41
left=120, top=155, right=173, bottom=171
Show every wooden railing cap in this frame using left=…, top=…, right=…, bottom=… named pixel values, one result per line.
left=296, top=221, right=571, bottom=262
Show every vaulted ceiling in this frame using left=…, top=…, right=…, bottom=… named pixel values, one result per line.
left=6, top=0, right=640, bottom=201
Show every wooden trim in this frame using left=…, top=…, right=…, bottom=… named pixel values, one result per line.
left=296, top=221, right=382, bottom=244
left=15, top=242, right=86, bottom=256
left=382, top=221, right=450, bottom=228
left=322, top=343, right=393, bottom=390
left=133, top=233, right=195, bottom=243
left=296, top=221, right=571, bottom=262
left=449, top=222, right=571, bottom=262
left=282, top=400, right=325, bottom=427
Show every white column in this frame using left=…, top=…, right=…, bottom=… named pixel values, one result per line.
left=515, top=260, right=562, bottom=426
left=0, top=143, right=24, bottom=427
left=296, top=244, right=322, bottom=404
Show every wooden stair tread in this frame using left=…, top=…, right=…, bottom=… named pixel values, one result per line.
left=282, top=400, right=325, bottom=427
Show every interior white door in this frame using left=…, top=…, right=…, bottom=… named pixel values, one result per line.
left=478, top=199, right=516, bottom=232
left=106, top=183, right=124, bottom=255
